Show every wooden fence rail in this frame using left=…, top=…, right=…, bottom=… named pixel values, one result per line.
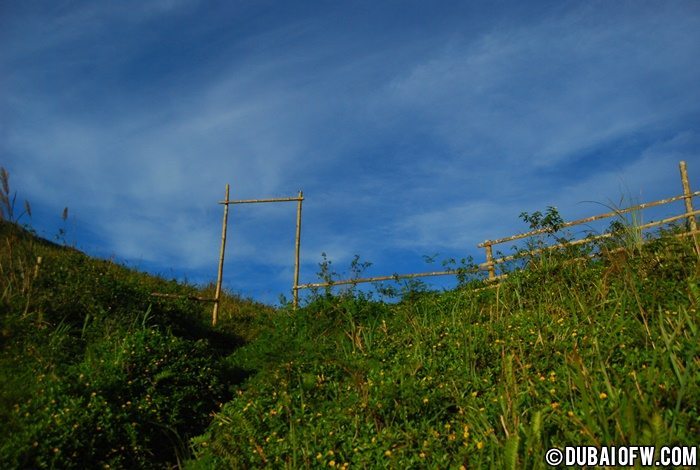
left=295, top=160, right=698, bottom=294
left=296, top=268, right=478, bottom=290
left=479, top=207, right=700, bottom=271
left=211, top=188, right=304, bottom=324
left=151, top=161, right=697, bottom=315
left=479, top=161, right=698, bottom=280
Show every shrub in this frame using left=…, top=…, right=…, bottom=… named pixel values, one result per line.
left=1, top=328, right=228, bottom=469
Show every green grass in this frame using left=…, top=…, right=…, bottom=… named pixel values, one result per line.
left=188, top=228, right=699, bottom=469
left=0, top=220, right=273, bottom=468
left=1, top=193, right=698, bottom=468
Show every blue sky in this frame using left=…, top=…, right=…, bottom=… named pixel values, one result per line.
left=2, top=0, right=699, bottom=304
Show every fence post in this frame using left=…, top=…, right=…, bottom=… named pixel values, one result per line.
left=293, top=190, right=303, bottom=310
left=679, top=161, right=697, bottom=233
left=484, top=242, right=496, bottom=280
left=212, top=184, right=230, bottom=326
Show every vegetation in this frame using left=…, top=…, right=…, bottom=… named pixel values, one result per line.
left=1, top=166, right=698, bottom=468
left=0, top=170, right=272, bottom=468
left=188, top=220, right=699, bottom=468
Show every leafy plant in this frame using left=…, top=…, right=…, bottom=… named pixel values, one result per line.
left=191, top=230, right=699, bottom=468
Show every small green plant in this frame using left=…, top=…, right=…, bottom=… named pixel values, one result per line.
left=310, top=253, right=373, bottom=302
left=314, top=252, right=338, bottom=297
left=441, top=255, right=480, bottom=287
left=511, top=206, right=580, bottom=277
left=519, top=206, right=564, bottom=234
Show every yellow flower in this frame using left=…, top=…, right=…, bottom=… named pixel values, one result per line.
left=384, top=450, right=392, bottom=457
left=551, top=402, right=559, bottom=409
left=476, top=441, right=484, bottom=450
left=599, top=392, right=608, bottom=400
left=328, top=460, right=336, bottom=467
left=423, top=398, right=429, bottom=404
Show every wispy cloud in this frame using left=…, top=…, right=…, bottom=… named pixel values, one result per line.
left=2, top=1, right=699, bottom=302
left=385, top=3, right=700, bottom=168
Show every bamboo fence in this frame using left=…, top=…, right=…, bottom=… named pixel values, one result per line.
left=150, top=292, right=218, bottom=302
left=153, top=161, right=696, bottom=314
left=150, top=187, right=304, bottom=324
left=295, top=160, right=698, bottom=297
left=211, top=188, right=304, bottom=324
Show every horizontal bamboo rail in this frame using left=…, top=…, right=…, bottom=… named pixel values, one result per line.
left=480, top=208, right=700, bottom=269
left=298, top=209, right=700, bottom=290
left=219, top=196, right=304, bottom=205
left=299, top=227, right=700, bottom=292
left=296, top=268, right=480, bottom=290
left=151, top=292, right=218, bottom=302
left=478, top=191, right=700, bottom=248
left=479, top=228, right=700, bottom=287
left=213, top=186, right=306, bottom=313
left=293, top=161, right=696, bottom=299
left=677, top=228, right=700, bottom=239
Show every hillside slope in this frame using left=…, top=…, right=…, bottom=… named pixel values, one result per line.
left=0, top=220, right=273, bottom=468
left=2, top=218, right=698, bottom=469
left=189, top=229, right=699, bottom=468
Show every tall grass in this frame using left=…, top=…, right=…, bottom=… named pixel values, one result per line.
left=190, top=225, right=699, bottom=468
left=2, top=165, right=697, bottom=468
left=0, top=167, right=274, bottom=468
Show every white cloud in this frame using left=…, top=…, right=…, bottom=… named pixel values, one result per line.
left=383, top=3, right=700, bottom=167
left=393, top=131, right=700, bottom=259
left=2, top=1, right=699, bottom=299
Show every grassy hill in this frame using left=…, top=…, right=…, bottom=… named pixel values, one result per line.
left=1, top=213, right=698, bottom=468
left=186, top=227, right=700, bottom=468
left=0, top=219, right=273, bottom=468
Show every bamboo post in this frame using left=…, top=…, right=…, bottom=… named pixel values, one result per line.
left=293, top=190, right=303, bottom=310
left=212, top=184, right=230, bottom=326
left=679, top=161, right=697, bottom=233
left=484, top=242, right=496, bottom=280
left=33, top=256, right=42, bottom=280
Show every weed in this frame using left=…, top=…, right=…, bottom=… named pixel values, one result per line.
left=190, top=229, right=699, bottom=468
